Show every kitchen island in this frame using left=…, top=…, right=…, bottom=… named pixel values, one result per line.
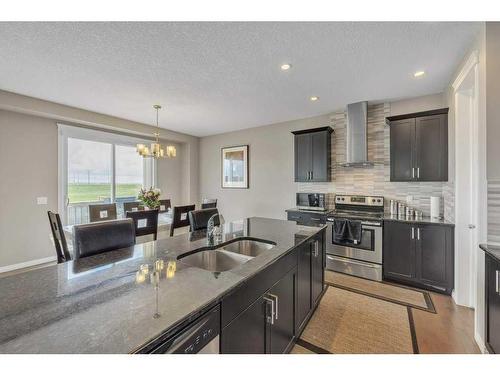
left=0, top=217, right=326, bottom=354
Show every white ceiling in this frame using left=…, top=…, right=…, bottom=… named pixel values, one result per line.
left=0, top=22, right=480, bottom=137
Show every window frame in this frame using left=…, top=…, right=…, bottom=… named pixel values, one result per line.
left=58, top=124, right=157, bottom=224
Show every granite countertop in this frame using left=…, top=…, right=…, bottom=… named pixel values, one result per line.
left=0, top=217, right=324, bottom=354
left=479, top=243, right=500, bottom=262
left=285, top=207, right=333, bottom=214
left=382, top=214, right=455, bottom=226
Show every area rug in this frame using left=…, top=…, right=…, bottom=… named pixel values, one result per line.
left=296, top=286, right=417, bottom=354
left=324, top=271, right=435, bottom=313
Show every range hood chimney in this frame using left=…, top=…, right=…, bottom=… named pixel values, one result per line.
left=343, top=101, right=372, bottom=167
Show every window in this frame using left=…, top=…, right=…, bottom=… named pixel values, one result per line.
left=59, top=125, right=156, bottom=225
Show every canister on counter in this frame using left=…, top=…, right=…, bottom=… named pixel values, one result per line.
left=390, top=200, right=398, bottom=216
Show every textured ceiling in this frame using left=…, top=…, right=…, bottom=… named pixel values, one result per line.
left=0, top=22, right=480, bottom=136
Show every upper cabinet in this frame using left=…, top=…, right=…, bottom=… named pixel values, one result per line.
left=292, top=127, right=333, bottom=182
left=386, top=108, right=448, bottom=182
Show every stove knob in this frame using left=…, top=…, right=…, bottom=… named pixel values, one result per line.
left=372, top=199, right=376, bottom=203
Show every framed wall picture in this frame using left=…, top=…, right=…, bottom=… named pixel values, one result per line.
left=221, top=145, right=249, bottom=189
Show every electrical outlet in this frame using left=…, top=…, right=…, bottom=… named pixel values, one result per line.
left=406, top=195, right=413, bottom=204
left=37, top=197, right=48, bottom=205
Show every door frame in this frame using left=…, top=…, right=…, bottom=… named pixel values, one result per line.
left=452, top=50, right=483, bottom=308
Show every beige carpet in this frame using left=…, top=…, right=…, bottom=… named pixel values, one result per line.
left=298, top=286, right=415, bottom=354
left=325, top=271, right=435, bottom=312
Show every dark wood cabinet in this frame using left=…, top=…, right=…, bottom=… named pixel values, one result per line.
left=383, top=221, right=416, bottom=281
left=387, top=109, right=448, bottom=182
left=221, top=296, right=268, bottom=354
left=292, top=127, right=333, bottom=182
left=311, top=236, right=325, bottom=306
left=268, top=269, right=296, bottom=354
left=486, top=254, right=500, bottom=354
left=383, top=221, right=454, bottom=294
left=296, top=232, right=325, bottom=333
left=287, top=211, right=326, bottom=226
left=220, top=228, right=326, bottom=354
left=296, top=240, right=311, bottom=332
left=221, top=268, right=297, bottom=354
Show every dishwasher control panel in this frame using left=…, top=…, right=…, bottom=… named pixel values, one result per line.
left=150, top=305, right=220, bottom=354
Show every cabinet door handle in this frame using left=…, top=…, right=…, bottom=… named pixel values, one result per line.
left=411, top=227, right=415, bottom=240
left=417, top=167, right=420, bottom=179
left=263, top=296, right=275, bottom=325
left=496, top=270, right=499, bottom=295
left=417, top=228, right=421, bottom=241
left=267, top=293, right=278, bottom=320
left=311, top=171, right=313, bottom=180
left=313, top=240, right=319, bottom=257
left=310, top=218, right=321, bottom=222
left=412, top=168, right=415, bottom=179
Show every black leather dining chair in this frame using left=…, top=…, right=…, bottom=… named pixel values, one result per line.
left=47, top=211, right=71, bottom=263
left=89, top=203, right=117, bottom=222
left=188, top=208, right=219, bottom=231
left=201, top=198, right=217, bottom=209
left=73, top=218, right=136, bottom=259
left=123, top=201, right=144, bottom=213
left=170, top=204, right=195, bottom=237
left=158, top=199, right=171, bottom=213
left=126, top=209, right=159, bottom=241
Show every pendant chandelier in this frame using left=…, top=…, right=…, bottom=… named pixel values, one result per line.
left=136, top=105, right=176, bottom=159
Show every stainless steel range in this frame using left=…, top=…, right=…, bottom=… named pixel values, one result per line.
left=326, top=195, right=384, bottom=281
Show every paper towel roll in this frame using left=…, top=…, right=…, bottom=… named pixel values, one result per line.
left=430, top=196, right=441, bottom=219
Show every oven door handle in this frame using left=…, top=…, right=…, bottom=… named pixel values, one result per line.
left=326, top=255, right=380, bottom=268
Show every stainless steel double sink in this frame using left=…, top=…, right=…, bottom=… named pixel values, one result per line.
left=177, top=239, right=276, bottom=272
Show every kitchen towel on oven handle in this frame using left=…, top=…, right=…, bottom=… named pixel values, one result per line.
left=333, top=218, right=362, bottom=244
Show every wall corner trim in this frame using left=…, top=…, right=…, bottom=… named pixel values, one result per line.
left=452, top=50, right=480, bottom=90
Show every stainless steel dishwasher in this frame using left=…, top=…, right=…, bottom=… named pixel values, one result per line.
left=149, top=305, right=220, bottom=354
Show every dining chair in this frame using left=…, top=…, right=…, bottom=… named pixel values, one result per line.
left=158, top=199, right=171, bottom=213
left=89, top=203, right=117, bottom=222
left=201, top=198, right=217, bottom=209
left=47, top=211, right=71, bottom=263
left=170, top=204, right=196, bottom=237
left=73, top=218, right=136, bottom=259
left=188, top=208, right=220, bottom=231
left=126, top=209, right=159, bottom=241
left=123, top=201, right=144, bottom=213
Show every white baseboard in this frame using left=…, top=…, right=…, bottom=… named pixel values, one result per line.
left=475, top=332, right=489, bottom=354
left=0, top=256, right=57, bottom=274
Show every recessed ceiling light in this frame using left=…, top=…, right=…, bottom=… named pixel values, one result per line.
left=414, top=70, right=425, bottom=78
left=310, top=96, right=319, bottom=102
left=280, top=63, right=292, bottom=71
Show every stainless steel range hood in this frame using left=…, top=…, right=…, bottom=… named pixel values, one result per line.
left=343, top=101, right=373, bottom=167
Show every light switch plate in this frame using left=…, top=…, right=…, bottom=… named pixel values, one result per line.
left=37, top=197, right=48, bottom=205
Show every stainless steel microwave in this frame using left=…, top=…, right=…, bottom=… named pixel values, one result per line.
left=296, top=193, right=327, bottom=211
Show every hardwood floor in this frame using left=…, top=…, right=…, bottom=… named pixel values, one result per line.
left=412, top=291, right=480, bottom=353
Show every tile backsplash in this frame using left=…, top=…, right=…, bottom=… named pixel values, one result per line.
left=298, top=103, right=451, bottom=219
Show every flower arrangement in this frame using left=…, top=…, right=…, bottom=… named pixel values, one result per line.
left=138, top=187, right=161, bottom=209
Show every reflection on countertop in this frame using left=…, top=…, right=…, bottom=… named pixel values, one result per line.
left=0, top=217, right=323, bottom=354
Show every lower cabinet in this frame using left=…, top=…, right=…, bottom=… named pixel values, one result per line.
left=297, top=232, right=325, bottom=333
left=220, top=268, right=296, bottom=354
left=486, top=254, right=500, bottom=354
left=220, top=229, right=326, bottom=354
left=383, top=221, right=454, bottom=294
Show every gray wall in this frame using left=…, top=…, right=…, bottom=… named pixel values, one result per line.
left=199, top=93, right=447, bottom=222
left=0, top=90, right=198, bottom=270
left=199, top=114, right=331, bottom=222
left=0, top=110, right=59, bottom=268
